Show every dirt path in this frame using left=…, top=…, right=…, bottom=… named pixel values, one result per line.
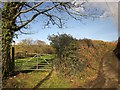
left=102, top=52, right=119, bottom=88
left=84, top=52, right=120, bottom=88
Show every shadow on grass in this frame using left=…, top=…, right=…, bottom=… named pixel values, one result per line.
left=11, top=60, right=52, bottom=77
left=9, top=70, right=34, bottom=77
left=32, top=69, right=53, bottom=90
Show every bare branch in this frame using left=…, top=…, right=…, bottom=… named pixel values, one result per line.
left=24, top=3, right=41, bottom=13
left=18, top=15, right=23, bottom=25
left=13, top=2, right=44, bottom=19
left=25, top=3, right=63, bottom=28
left=15, top=4, right=21, bottom=9
left=16, top=3, right=62, bottom=30
left=57, top=5, right=100, bottom=19
left=18, top=4, right=24, bottom=12
left=43, top=12, right=63, bottom=28
left=15, top=2, right=102, bottom=31
left=16, top=13, right=39, bottom=30
left=63, top=5, right=82, bottom=21
left=19, top=29, right=34, bottom=34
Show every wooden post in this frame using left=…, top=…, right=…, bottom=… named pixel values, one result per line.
left=12, top=47, right=15, bottom=71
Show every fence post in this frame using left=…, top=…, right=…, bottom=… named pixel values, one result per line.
left=12, top=47, right=15, bottom=71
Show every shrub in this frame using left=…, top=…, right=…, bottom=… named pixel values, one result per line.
left=15, top=52, right=26, bottom=59
left=48, top=34, right=86, bottom=76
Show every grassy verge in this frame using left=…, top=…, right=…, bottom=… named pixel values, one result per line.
left=39, top=68, right=98, bottom=88
left=39, top=71, right=72, bottom=88
left=4, top=71, right=49, bottom=88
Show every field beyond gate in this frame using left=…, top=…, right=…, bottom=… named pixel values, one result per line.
left=15, top=54, right=55, bottom=71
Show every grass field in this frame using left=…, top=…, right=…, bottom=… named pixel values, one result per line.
left=4, top=54, right=56, bottom=88
left=4, top=71, right=49, bottom=88
left=4, top=69, right=97, bottom=88
left=15, top=54, right=55, bottom=71
left=4, top=52, right=98, bottom=88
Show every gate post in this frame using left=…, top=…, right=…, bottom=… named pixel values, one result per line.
left=12, top=47, right=15, bottom=71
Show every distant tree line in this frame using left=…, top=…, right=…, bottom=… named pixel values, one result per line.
left=12, top=38, right=55, bottom=59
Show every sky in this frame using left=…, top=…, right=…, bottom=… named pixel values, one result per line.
left=14, top=2, right=118, bottom=45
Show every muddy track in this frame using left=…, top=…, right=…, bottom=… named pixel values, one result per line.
left=83, top=54, right=106, bottom=88
left=102, top=52, right=119, bottom=88
left=83, top=52, right=120, bottom=89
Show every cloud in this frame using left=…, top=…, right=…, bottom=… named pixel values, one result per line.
left=86, top=1, right=118, bottom=36
left=72, top=1, right=118, bottom=36
left=97, top=2, right=118, bottom=24
left=85, top=1, right=118, bottom=24
left=72, top=1, right=118, bottom=19
left=71, top=1, right=118, bottom=29
left=89, top=1, right=118, bottom=24
left=91, top=1, right=119, bottom=36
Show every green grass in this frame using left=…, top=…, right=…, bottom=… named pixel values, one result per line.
left=4, top=71, right=49, bottom=88
left=5, top=53, right=100, bottom=88
left=40, top=54, right=56, bottom=59
left=4, top=70, right=97, bottom=88
left=39, top=72, right=72, bottom=88
left=15, top=54, right=55, bottom=71
left=5, top=54, right=56, bottom=88
left=39, top=71, right=93, bottom=88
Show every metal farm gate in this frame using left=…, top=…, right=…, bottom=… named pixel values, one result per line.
left=15, top=54, right=53, bottom=71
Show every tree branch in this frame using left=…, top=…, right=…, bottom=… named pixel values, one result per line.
left=16, top=3, right=61, bottom=30
left=16, top=13, right=40, bottom=30
left=25, top=3, right=63, bottom=28
left=44, top=12, right=63, bottom=28
left=14, top=2, right=25, bottom=9
left=13, top=2, right=44, bottom=19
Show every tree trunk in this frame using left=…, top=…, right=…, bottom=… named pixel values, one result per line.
left=114, top=37, right=120, bottom=60
left=2, top=3, right=18, bottom=78
left=2, top=29, right=13, bottom=77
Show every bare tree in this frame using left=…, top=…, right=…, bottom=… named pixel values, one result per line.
left=34, top=40, right=46, bottom=45
left=17, top=38, right=34, bottom=45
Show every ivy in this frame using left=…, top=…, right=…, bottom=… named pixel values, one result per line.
left=2, top=3, right=18, bottom=78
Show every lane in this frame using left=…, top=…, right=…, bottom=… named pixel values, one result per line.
left=83, top=52, right=120, bottom=88
left=83, top=53, right=106, bottom=88
left=102, top=52, right=119, bottom=88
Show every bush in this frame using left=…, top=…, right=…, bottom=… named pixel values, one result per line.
left=15, top=52, right=37, bottom=59
left=48, top=34, right=86, bottom=76
left=15, top=52, right=26, bottom=59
